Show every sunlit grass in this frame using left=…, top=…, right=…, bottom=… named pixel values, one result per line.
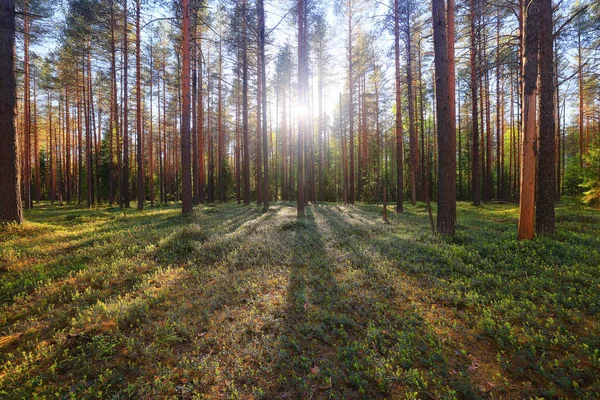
left=0, top=198, right=598, bottom=398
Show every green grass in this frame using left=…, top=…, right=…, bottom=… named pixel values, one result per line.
left=0, top=199, right=599, bottom=399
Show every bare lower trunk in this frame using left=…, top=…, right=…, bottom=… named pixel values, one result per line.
left=518, top=0, right=539, bottom=240
left=0, top=0, right=22, bottom=223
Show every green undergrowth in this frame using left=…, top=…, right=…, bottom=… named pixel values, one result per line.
left=0, top=198, right=598, bottom=399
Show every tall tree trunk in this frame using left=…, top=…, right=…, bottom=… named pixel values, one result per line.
left=192, top=25, right=198, bottom=205
left=577, top=28, right=583, bottom=169
left=181, top=0, right=192, bottom=214
left=236, top=62, right=241, bottom=203
left=406, top=2, right=418, bottom=206
left=495, top=11, right=502, bottom=199
left=198, top=25, right=205, bottom=204
left=535, top=0, right=555, bottom=234
left=433, top=0, right=456, bottom=235
left=23, top=0, right=32, bottom=210
left=470, top=0, right=480, bottom=206
left=33, top=71, right=40, bottom=204
left=84, top=53, right=93, bottom=208
left=447, top=0, right=456, bottom=199
left=318, top=49, right=324, bottom=203
left=122, top=0, right=130, bottom=208
left=297, top=0, right=307, bottom=216
left=109, top=0, right=117, bottom=206
left=347, top=4, right=354, bottom=204
left=258, top=0, right=269, bottom=210
left=217, top=31, right=224, bottom=203
left=136, top=0, right=144, bottom=210
left=241, top=0, right=250, bottom=205
left=0, top=0, right=22, bottom=223
left=517, top=0, right=539, bottom=240
left=256, top=38, right=263, bottom=206
left=48, top=91, right=55, bottom=203
left=394, top=0, right=404, bottom=213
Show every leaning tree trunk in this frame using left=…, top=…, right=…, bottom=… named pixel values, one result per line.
left=0, top=0, right=23, bottom=223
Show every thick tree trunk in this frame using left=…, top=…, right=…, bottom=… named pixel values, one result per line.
left=432, top=0, right=456, bottom=235
left=535, top=0, right=555, bottom=235
left=0, top=0, right=22, bottom=223
left=517, top=0, right=539, bottom=240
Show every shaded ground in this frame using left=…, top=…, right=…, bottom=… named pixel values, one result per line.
left=0, top=200, right=599, bottom=399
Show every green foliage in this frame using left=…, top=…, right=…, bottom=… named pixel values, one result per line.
left=581, top=148, right=600, bottom=207
left=564, top=156, right=584, bottom=196
left=0, top=200, right=599, bottom=398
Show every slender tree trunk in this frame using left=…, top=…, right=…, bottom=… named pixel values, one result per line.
left=84, top=53, right=93, bottom=208
left=198, top=25, right=205, bottom=204
left=109, top=0, right=117, bottom=206
left=256, top=38, right=263, bottom=206
left=406, top=2, right=418, bottom=206
left=122, top=0, right=130, bottom=207
left=136, top=0, right=144, bottom=210
left=33, top=72, right=40, bottom=204
left=48, top=91, right=55, bottom=203
left=149, top=40, right=154, bottom=206
left=192, top=25, right=198, bottom=205
left=236, top=63, right=241, bottom=203
left=470, top=0, right=480, bottom=206
left=242, top=0, right=250, bottom=205
left=341, top=93, right=348, bottom=205
left=217, top=32, right=224, bottom=203
left=554, top=41, right=561, bottom=200
left=23, top=0, right=32, bottom=210
left=181, top=0, right=192, bottom=214
left=394, top=0, right=404, bottom=213
left=258, top=0, right=269, bottom=210
left=577, top=28, right=583, bottom=169
left=495, top=11, right=502, bottom=199
left=297, top=0, right=307, bottom=216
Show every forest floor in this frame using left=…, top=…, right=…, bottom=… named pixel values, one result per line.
left=0, top=199, right=599, bottom=399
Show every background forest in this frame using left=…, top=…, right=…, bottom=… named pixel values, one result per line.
left=8, top=0, right=600, bottom=218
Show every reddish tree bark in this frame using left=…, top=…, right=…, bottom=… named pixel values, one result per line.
left=0, top=0, right=22, bottom=223
left=181, top=0, right=193, bottom=214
